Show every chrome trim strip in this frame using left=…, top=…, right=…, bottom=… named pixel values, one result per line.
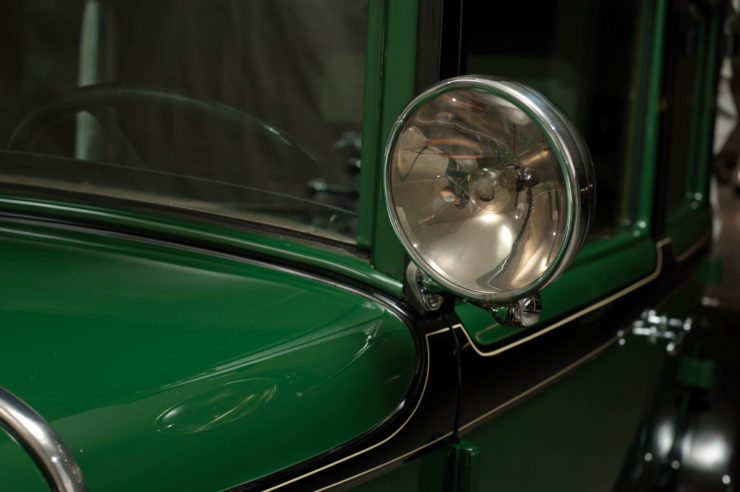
left=264, top=327, right=451, bottom=492
left=454, top=238, right=671, bottom=357
left=0, top=387, right=88, bottom=492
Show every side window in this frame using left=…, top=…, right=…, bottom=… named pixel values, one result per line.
left=661, top=0, right=716, bottom=253
left=0, top=1, right=367, bottom=243
left=454, top=0, right=663, bottom=339
left=663, top=2, right=706, bottom=210
left=463, top=0, right=646, bottom=241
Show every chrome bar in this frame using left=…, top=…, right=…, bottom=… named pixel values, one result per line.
left=0, top=387, right=88, bottom=491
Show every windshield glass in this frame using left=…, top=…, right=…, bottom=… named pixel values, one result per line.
left=0, top=0, right=367, bottom=243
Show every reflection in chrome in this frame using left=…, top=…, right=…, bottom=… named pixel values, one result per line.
left=405, top=262, right=444, bottom=311
left=488, top=293, right=542, bottom=327
left=0, top=386, right=88, bottom=492
left=385, top=76, right=595, bottom=305
left=632, top=310, right=693, bottom=353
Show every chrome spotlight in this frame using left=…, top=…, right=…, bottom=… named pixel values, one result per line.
left=384, top=76, right=595, bottom=326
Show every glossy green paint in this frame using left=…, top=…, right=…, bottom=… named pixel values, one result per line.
left=446, top=441, right=481, bottom=492
left=666, top=204, right=712, bottom=254
left=696, top=257, right=723, bottom=284
left=682, top=17, right=709, bottom=207
left=457, top=234, right=657, bottom=347
left=0, top=218, right=416, bottom=490
left=639, top=0, right=668, bottom=225
left=677, top=356, right=716, bottom=389
left=665, top=6, right=720, bottom=254
left=458, top=337, right=668, bottom=491
left=696, top=10, right=721, bottom=195
left=541, top=234, right=656, bottom=318
left=454, top=271, right=707, bottom=492
left=0, top=194, right=403, bottom=299
left=681, top=5, right=720, bottom=205
left=357, top=0, right=386, bottom=249
left=369, top=0, right=418, bottom=280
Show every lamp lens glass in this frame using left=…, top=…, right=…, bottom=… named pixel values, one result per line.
left=389, top=87, right=569, bottom=298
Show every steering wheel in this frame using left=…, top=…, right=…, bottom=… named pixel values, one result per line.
left=8, top=84, right=324, bottom=168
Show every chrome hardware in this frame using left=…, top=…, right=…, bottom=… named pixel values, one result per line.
left=406, top=262, right=444, bottom=312
left=631, top=309, right=693, bottom=353
left=488, top=293, right=542, bottom=328
left=0, top=387, right=88, bottom=492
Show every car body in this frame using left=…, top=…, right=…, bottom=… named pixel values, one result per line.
left=0, top=0, right=729, bottom=491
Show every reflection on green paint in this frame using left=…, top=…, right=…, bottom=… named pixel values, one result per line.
left=0, top=219, right=416, bottom=490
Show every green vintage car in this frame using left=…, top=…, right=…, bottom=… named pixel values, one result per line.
left=0, top=0, right=729, bottom=490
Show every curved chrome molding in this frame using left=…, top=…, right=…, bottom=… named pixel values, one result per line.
left=0, top=387, right=88, bottom=492
left=264, top=327, right=453, bottom=492
left=454, top=238, right=672, bottom=358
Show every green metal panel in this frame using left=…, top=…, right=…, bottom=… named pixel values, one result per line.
left=368, top=0, right=418, bottom=280
left=446, top=441, right=481, bottom=492
left=677, top=356, right=716, bottom=389
left=456, top=232, right=658, bottom=348
left=459, top=338, right=668, bottom=491
left=639, top=0, right=668, bottom=225
left=0, top=218, right=416, bottom=491
left=357, top=0, right=386, bottom=249
left=0, top=195, right=403, bottom=299
left=695, top=257, right=723, bottom=284
left=665, top=5, right=721, bottom=254
left=666, top=205, right=712, bottom=254
left=696, top=9, right=722, bottom=195
left=455, top=248, right=708, bottom=492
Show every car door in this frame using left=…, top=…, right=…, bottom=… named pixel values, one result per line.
left=619, top=1, right=727, bottom=489
left=401, top=0, right=722, bottom=490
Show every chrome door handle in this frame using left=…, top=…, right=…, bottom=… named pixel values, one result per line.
left=0, top=387, right=88, bottom=491
left=630, top=310, right=693, bottom=354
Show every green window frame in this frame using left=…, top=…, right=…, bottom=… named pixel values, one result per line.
left=662, top=0, right=721, bottom=256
